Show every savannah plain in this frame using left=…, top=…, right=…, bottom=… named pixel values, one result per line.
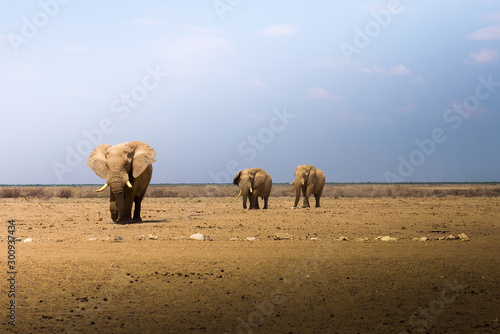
left=1, top=184, right=499, bottom=333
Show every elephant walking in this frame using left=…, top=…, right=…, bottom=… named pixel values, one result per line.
left=233, top=168, right=272, bottom=209
left=87, top=141, right=157, bottom=224
left=291, top=165, right=325, bottom=208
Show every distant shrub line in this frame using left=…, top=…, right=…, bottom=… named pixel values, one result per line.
left=1, top=184, right=499, bottom=199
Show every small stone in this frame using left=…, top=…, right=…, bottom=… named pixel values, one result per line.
left=148, top=234, right=158, bottom=240
left=189, top=233, right=205, bottom=241
left=23, top=238, right=33, bottom=243
left=376, top=236, right=396, bottom=241
left=419, top=236, right=429, bottom=242
left=274, top=233, right=293, bottom=240
left=88, top=238, right=98, bottom=241
left=113, top=236, right=123, bottom=242
left=458, top=233, right=469, bottom=241
left=229, top=237, right=239, bottom=241
left=138, top=235, right=146, bottom=240
left=245, top=237, right=257, bottom=241
left=446, top=234, right=457, bottom=240
left=338, top=236, right=349, bottom=241
left=309, top=237, right=321, bottom=241
left=355, top=237, right=368, bottom=242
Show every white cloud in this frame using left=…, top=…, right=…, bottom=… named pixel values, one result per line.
left=469, top=48, right=499, bottom=63
left=131, top=17, right=167, bottom=26
left=357, top=64, right=410, bottom=75
left=305, top=87, right=344, bottom=100
left=389, top=64, right=411, bottom=75
left=260, top=24, right=298, bottom=36
left=467, top=24, right=500, bottom=40
left=411, top=76, right=426, bottom=84
left=249, top=78, right=267, bottom=88
left=395, top=103, right=419, bottom=115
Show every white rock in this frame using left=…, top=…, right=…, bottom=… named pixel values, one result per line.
left=229, top=237, right=239, bottom=241
left=458, top=233, right=469, bottom=241
left=148, top=234, right=158, bottom=240
left=309, top=237, right=321, bottom=241
left=189, top=233, right=206, bottom=241
left=138, top=235, right=146, bottom=240
left=419, top=236, right=429, bottom=242
left=274, top=233, right=293, bottom=240
left=245, top=237, right=257, bottom=241
left=338, top=236, right=349, bottom=241
left=88, top=238, right=98, bottom=241
left=446, top=234, right=457, bottom=240
left=23, top=238, right=33, bottom=243
left=376, top=236, right=396, bottom=242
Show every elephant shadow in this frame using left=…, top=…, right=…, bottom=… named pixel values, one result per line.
left=106, top=218, right=170, bottom=225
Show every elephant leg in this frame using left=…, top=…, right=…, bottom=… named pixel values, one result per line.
left=302, top=187, right=310, bottom=208
left=314, top=193, right=321, bottom=207
left=263, top=196, right=269, bottom=209
left=255, top=198, right=260, bottom=209
left=133, top=197, right=143, bottom=221
left=293, top=189, right=301, bottom=208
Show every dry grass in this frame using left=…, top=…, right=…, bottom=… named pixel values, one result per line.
left=0, top=184, right=499, bottom=199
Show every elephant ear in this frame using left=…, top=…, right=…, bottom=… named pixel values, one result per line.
left=253, top=170, right=267, bottom=188
left=87, top=144, right=111, bottom=179
left=126, top=141, right=157, bottom=178
left=307, top=166, right=317, bottom=185
left=233, top=171, right=242, bottom=185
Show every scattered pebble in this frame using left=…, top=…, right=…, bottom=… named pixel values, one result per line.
left=23, top=238, right=33, bottom=243
left=447, top=234, right=457, bottom=240
left=229, top=237, right=239, bottom=241
left=138, top=235, right=146, bottom=240
left=245, top=237, right=257, bottom=241
left=458, top=233, right=470, bottom=241
left=274, top=233, right=293, bottom=240
left=355, top=237, right=368, bottom=242
left=88, top=238, right=98, bottom=241
left=148, top=234, right=158, bottom=240
left=376, top=236, right=397, bottom=242
left=338, top=236, right=349, bottom=241
left=189, top=233, right=206, bottom=241
left=113, top=236, right=123, bottom=242
left=309, top=237, right=321, bottom=241
left=419, top=236, right=429, bottom=242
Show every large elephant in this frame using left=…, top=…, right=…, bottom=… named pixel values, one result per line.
left=233, top=168, right=272, bottom=209
left=291, top=165, right=325, bottom=208
left=87, top=141, right=157, bottom=224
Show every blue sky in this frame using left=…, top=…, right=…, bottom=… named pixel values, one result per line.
left=1, top=0, right=499, bottom=184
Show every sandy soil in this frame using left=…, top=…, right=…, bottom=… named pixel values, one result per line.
left=1, top=195, right=499, bottom=333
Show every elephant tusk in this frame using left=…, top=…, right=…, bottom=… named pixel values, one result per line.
left=96, top=183, right=108, bottom=192
left=249, top=187, right=253, bottom=194
left=236, top=189, right=242, bottom=199
left=126, top=181, right=133, bottom=189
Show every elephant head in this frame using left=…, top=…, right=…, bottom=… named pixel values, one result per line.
left=233, top=168, right=272, bottom=209
left=291, top=165, right=325, bottom=208
left=87, top=141, right=156, bottom=223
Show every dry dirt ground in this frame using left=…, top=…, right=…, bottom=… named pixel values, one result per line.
left=1, top=194, right=499, bottom=333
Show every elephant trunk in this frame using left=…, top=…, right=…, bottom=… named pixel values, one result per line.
left=107, top=171, right=132, bottom=223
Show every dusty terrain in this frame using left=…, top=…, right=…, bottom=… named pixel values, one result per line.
left=1, top=186, right=500, bottom=333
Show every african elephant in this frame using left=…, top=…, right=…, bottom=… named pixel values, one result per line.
left=291, top=165, right=325, bottom=208
left=87, top=141, right=157, bottom=224
left=233, top=168, right=272, bottom=209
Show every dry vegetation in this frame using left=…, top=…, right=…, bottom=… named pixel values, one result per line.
left=0, top=183, right=499, bottom=199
